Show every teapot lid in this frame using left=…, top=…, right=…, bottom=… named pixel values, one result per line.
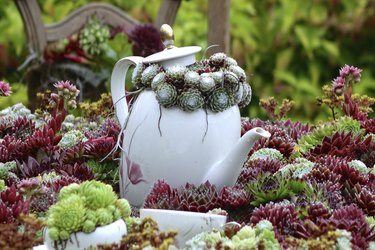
left=143, top=24, right=202, bottom=68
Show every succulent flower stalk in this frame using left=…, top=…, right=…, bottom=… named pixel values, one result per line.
left=0, top=81, right=12, bottom=96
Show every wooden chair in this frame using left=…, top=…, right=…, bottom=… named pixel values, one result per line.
left=15, top=0, right=182, bottom=60
left=14, top=0, right=230, bottom=108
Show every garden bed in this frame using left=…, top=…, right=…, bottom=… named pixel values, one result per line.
left=0, top=64, right=374, bottom=249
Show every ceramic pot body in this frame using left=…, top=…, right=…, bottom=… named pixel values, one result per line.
left=44, top=219, right=127, bottom=250
left=120, top=90, right=241, bottom=206
left=140, top=208, right=227, bottom=248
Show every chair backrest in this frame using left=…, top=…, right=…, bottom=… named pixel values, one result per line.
left=15, top=0, right=182, bottom=59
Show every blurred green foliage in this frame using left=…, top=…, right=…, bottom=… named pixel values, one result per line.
left=0, top=0, right=374, bottom=122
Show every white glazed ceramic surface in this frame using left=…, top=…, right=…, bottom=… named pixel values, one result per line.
left=140, top=208, right=227, bottom=248
left=43, top=219, right=127, bottom=250
left=119, top=90, right=242, bottom=207
left=111, top=52, right=271, bottom=207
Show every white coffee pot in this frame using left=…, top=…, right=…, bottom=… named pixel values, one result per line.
left=111, top=24, right=270, bottom=207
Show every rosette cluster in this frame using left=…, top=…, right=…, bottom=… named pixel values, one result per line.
left=131, top=52, right=252, bottom=112
left=46, top=180, right=131, bottom=241
left=79, top=17, right=110, bottom=57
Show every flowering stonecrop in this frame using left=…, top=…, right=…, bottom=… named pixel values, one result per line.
left=339, top=65, right=362, bottom=85
left=331, top=65, right=362, bottom=96
left=53, top=80, right=80, bottom=109
left=259, top=96, right=295, bottom=120
left=47, top=180, right=131, bottom=241
left=78, top=93, right=114, bottom=119
left=0, top=81, right=11, bottom=96
left=317, top=65, right=375, bottom=123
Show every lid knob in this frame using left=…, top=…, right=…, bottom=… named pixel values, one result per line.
left=160, top=24, right=175, bottom=49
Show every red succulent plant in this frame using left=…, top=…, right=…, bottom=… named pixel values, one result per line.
left=236, top=158, right=283, bottom=187
left=0, top=185, right=30, bottom=223
left=317, top=205, right=375, bottom=249
left=250, top=201, right=309, bottom=247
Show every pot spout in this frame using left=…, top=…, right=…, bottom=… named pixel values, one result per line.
left=202, top=127, right=271, bottom=189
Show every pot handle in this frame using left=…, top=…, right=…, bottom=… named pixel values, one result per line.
left=111, top=56, right=144, bottom=128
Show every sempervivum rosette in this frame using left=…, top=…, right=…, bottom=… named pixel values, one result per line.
left=46, top=180, right=131, bottom=241
left=132, top=63, right=145, bottom=89
left=141, top=64, right=159, bottom=87
left=131, top=52, right=252, bottom=112
left=151, top=72, right=166, bottom=90
left=207, top=87, right=232, bottom=112
left=178, top=88, right=205, bottom=112
left=47, top=195, right=86, bottom=240
left=155, top=83, right=177, bottom=107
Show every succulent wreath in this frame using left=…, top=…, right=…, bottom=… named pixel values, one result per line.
left=131, top=52, right=252, bottom=113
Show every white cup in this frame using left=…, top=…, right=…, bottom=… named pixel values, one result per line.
left=140, top=208, right=227, bottom=248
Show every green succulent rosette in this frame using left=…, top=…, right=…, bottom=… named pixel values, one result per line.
left=141, top=64, right=159, bottom=87
left=79, top=180, right=117, bottom=209
left=199, top=74, right=216, bottom=92
left=178, top=88, right=205, bottom=112
left=207, top=88, right=232, bottom=112
left=58, top=183, right=80, bottom=201
left=47, top=195, right=86, bottom=240
left=155, top=83, right=177, bottom=107
left=166, top=65, right=187, bottom=82
left=184, top=71, right=200, bottom=87
left=115, top=198, right=132, bottom=219
left=46, top=180, right=131, bottom=241
left=151, top=72, right=166, bottom=90
left=132, top=63, right=145, bottom=89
